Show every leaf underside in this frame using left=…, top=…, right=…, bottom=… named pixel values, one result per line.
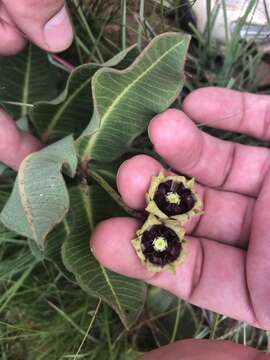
left=0, top=33, right=190, bottom=329
left=77, top=32, right=191, bottom=162
left=0, top=136, right=77, bottom=249
left=0, top=43, right=57, bottom=119
left=31, top=46, right=139, bottom=143
left=62, top=185, right=146, bottom=329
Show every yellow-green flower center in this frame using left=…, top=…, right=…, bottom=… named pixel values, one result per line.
left=165, top=192, right=181, bottom=204
left=152, top=236, right=168, bottom=252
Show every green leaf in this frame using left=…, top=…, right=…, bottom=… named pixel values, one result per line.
left=62, top=185, right=146, bottom=329
left=0, top=191, right=12, bottom=232
left=0, top=136, right=77, bottom=249
left=0, top=163, right=6, bottom=176
left=44, top=220, right=71, bottom=276
left=134, top=288, right=198, bottom=351
left=147, top=288, right=197, bottom=340
left=90, top=160, right=120, bottom=185
left=31, top=45, right=138, bottom=143
left=77, top=32, right=190, bottom=162
left=27, top=220, right=71, bottom=278
left=90, top=169, right=136, bottom=217
left=0, top=43, right=57, bottom=119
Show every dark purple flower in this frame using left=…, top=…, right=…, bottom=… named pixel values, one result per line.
left=153, top=180, right=195, bottom=216
left=141, top=224, right=182, bottom=266
left=145, top=172, right=202, bottom=222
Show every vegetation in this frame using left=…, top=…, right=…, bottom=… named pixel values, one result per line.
left=0, top=1, right=269, bottom=358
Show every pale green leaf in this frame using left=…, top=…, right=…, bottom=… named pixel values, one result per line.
left=0, top=136, right=77, bottom=249
left=0, top=43, right=57, bottom=119
left=31, top=45, right=138, bottom=143
left=77, top=32, right=190, bottom=162
left=62, top=185, right=146, bottom=329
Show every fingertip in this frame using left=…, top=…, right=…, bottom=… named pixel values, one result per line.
left=43, top=5, right=74, bottom=53
left=138, top=339, right=262, bottom=360
left=90, top=217, right=153, bottom=280
left=182, top=87, right=237, bottom=124
left=182, top=87, right=208, bottom=114
left=182, top=87, right=217, bottom=114
left=117, top=155, right=162, bottom=209
left=3, top=1, right=73, bottom=54
left=0, top=22, right=26, bottom=55
left=148, top=108, right=202, bottom=170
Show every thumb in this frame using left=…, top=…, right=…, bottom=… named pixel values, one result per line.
left=3, top=0, right=73, bottom=52
left=138, top=339, right=266, bottom=360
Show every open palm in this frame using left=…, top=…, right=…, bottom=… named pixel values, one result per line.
left=91, top=87, right=270, bottom=331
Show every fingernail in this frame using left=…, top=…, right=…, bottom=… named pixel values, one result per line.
left=44, top=6, right=73, bottom=52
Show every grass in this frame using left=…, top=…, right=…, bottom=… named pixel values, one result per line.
left=1, top=0, right=270, bottom=358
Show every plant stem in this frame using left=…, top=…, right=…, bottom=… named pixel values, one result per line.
left=120, top=0, right=127, bottom=50
left=170, top=299, right=181, bottom=343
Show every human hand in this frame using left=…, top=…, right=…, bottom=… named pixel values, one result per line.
left=0, top=110, right=41, bottom=170
left=138, top=339, right=268, bottom=359
left=0, top=1, right=73, bottom=167
left=91, top=87, right=270, bottom=333
left=0, top=0, right=73, bottom=55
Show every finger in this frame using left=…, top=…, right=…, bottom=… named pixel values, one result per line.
left=0, top=109, right=41, bottom=170
left=117, top=155, right=254, bottom=248
left=91, top=218, right=261, bottom=328
left=139, top=339, right=266, bottom=360
left=0, top=3, right=26, bottom=55
left=247, top=171, right=270, bottom=328
left=148, top=109, right=270, bottom=197
left=183, top=87, right=270, bottom=141
left=3, top=0, right=73, bottom=53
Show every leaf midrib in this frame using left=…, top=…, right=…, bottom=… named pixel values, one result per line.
left=99, top=264, right=127, bottom=327
left=45, top=76, right=93, bottom=138
left=21, top=45, right=32, bottom=118
left=17, top=155, right=38, bottom=242
left=83, top=38, right=184, bottom=157
left=78, top=186, right=127, bottom=325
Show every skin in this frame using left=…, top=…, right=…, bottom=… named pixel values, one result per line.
left=0, top=0, right=74, bottom=169
left=90, top=88, right=270, bottom=359
left=0, top=109, right=41, bottom=169
left=0, top=6, right=268, bottom=354
left=0, top=0, right=73, bottom=54
left=138, top=339, right=267, bottom=360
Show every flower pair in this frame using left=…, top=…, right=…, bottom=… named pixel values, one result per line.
left=132, top=171, right=203, bottom=273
